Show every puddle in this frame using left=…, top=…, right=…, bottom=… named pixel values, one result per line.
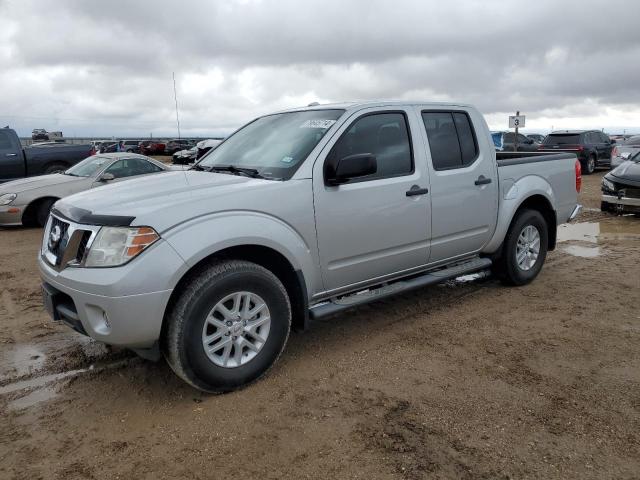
left=557, top=220, right=640, bottom=258
left=0, top=358, right=134, bottom=411
left=557, top=222, right=599, bottom=243
left=1, top=344, right=46, bottom=379
left=561, top=245, right=601, bottom=258
left=454, top=271, right=490, bottom=283
left=9, top=386, right=59, bottom=410
left=0, top=367, right=92, bottom=396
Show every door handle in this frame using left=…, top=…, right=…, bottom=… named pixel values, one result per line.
left=5, top=153, right=17, bottom=157
left=474, top=175, right=492, bottom=186
left=406, top=185, right=429, bottom=196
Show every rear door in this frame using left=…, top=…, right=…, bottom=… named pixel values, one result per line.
left=418, top=109, right=498, bottom=264
left=0, top=129, right=25, bottom=181
left=313, top=107, right=431, bottom=292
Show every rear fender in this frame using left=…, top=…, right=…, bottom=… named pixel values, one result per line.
left=483, top=175, right=556, bottom=254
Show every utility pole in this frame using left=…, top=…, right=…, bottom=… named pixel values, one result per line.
left=514, top=110, right=520, bottom=152
left=173, top=72, right=181, bottom=140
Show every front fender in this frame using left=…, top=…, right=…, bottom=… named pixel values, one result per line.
left=483, top=175, right=556, bottom=254
left=161, top=210, right=321, bottom=295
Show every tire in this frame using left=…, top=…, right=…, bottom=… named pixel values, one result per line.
left=493, top=209, right=548, bottom=286
left=43, top=163, right=67, bottom=174
left=601, top=201, right=612, bottom=213
left=36, top=198, right=56, bottom=227
left=163, top=260, right=291, bottom=393
left=583, top=155, right=596, bottom=175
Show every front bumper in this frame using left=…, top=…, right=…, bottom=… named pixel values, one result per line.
left=0, top=205, right=24, bottom=226
left=602, top=194, right=640, bottom=213
left=39, top=238, right=187, bottom=348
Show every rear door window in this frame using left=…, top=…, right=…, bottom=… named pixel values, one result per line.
left=422, top=111, right=479, bottom=170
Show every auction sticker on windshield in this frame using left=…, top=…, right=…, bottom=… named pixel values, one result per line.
left=300, top=119, right=336, bottom=129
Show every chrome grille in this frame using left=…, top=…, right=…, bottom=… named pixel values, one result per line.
left=42, top=214, right=100, bottom=271
left=48, top=216, right=70, bottom=260
left=612, top=182, right=640, bottom=199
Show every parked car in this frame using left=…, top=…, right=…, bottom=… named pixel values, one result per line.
left=32, top=129, right=49, bottom=141
left=165, top=139, right=195, bottom=155
left=39, top=101, right=580, bottom=392
left=139, top=140, right=166, bottom=155
left=601, top=152, right=640, bottom=215
left=0, top=153, right=172, bottom=227
left=538, top=130, right=614, bottom=174
left=121, top=140, right=142, bottom=153
left=526, top=134, right=546, bottom=143
left=610, top=134, right=640, bottom=168
left=491, top=131, right=539, bottom=152
left=172, top=147, right=197, bottom=164
left=0, top=127, right=95, bottom=182
left=99, top=142, right=118, bottom=153
left=195, top=138, right=222, bottom=159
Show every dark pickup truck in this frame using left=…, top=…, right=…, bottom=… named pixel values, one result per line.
left=0, top=127, right=95, bottom=183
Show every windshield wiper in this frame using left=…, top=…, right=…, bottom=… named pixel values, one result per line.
left=190, top=164, right=207, bottom=171
left=209, top=165, right=266, bottom=179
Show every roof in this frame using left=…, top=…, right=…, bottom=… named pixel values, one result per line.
left=549, top=130, right=593, bottom=134
left=94, top=152, right=153, bottom=160
left=275, top=100, right=475, bottom=114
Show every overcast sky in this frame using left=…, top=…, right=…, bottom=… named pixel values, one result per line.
left=1, top=0, right=640, bottom=138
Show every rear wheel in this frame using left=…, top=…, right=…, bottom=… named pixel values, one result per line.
left=584, top=155, right=596, bottom=175
left=163, top=260, right=291, bottom=392
left=43, top=163, right=67, bottom=174
left=493, top=209, right=548, bottom=286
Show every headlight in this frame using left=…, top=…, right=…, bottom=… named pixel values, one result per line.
left=85, top=226, right=159, bottom=267
left=602, top=177, right=616, bottom=192
left=0, top=193, right=17, bottom=206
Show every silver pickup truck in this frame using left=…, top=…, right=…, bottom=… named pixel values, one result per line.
left=39, top=101, right=581, bottom=392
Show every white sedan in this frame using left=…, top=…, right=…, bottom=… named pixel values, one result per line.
left=0, top=153, right=175, bottom=227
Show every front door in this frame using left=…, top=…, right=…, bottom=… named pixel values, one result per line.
left=313, top=108, right=431, bottom=293
left=418, top=109, right=498, bottom=263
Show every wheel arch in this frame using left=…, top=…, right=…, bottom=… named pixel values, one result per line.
left=22, top=196, right=60, bottom=226
left=514, top=194, right=557, bottom=250
left=161, top=244, right=310, bottom=344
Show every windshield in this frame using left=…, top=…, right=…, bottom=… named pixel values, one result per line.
left=543, top=134, right=581, bottom=145
left=65, top=155, right=110, bottom=177
left=197, top=109, right=345, bottom=180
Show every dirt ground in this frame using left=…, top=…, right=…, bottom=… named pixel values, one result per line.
left=1, top=171, right=639, bottom=479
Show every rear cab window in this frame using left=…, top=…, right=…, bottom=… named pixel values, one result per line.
left=421, top=111, right=479, bottom=170
left=543, top=134, right=582, bottom=145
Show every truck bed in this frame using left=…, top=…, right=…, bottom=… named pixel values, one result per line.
left=496, top=151, right=577, bottom=166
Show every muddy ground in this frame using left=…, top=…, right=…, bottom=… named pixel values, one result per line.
left=1, top=171, right=639, bottom=479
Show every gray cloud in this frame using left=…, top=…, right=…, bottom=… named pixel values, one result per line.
left=1, top=0, right=640, bottom=137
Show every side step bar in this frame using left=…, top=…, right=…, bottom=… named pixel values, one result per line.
left=309, top=257, right=492, bottom=320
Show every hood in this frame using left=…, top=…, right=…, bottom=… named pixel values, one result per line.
left=608, top=160, right=640, bottom=186
left=0, top=173, right=84, bottom=194
left=55, top=170, right=282, bottom=231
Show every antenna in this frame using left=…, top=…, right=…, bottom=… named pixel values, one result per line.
left=173, top=72, right=181, bottom=140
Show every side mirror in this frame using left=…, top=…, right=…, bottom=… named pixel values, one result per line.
left=99, top=172, right=115, bottom=182
left=325, top=153, right=377, bottom=185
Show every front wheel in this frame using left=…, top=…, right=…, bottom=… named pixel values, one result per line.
left=493, top=209, right=548, bottom=286
left=163, top=260, right=291, bottom=392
